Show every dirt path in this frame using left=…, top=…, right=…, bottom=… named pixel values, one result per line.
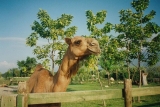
left=0, top=86, right=17, bottom=96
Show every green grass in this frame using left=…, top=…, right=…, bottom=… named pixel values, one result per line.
left=62, top=99, right=125, bottom=107
left=1, top=78, right=160, bottom=107
left=61, top=81, right=160, bottom=107
left=67, top=82, right=102, bottom=91
left=132, top=95, right=160, bottom=107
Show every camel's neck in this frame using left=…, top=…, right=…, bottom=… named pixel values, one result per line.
left=53, top=48, right=79, bottom=92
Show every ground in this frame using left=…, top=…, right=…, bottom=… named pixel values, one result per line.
left=0, top=86, right=17, bottom=96
left=0, top=81, right=160, bottom=107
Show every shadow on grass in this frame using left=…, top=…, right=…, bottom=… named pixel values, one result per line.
left=136, top=102, right=160, bottom=107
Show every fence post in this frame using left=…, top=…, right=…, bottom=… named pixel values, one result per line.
left=17, top=81, right=29, bottom=107
left=124, top=79, right=132, bottom=107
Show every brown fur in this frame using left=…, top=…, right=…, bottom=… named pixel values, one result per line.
left=27, top=36, right=100, bottom=107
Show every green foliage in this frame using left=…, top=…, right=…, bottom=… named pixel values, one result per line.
left=85, top=10, right=126, bottom=88
left=99, top=37, right=125, bottom=71
left=147, top=66, right=160, bottom=79
left=147, top=34, right=160, bottom=65
left=86, top=11, right=110, bottom=95
left=83, top=55, right=99, bottom=71
left=17, top=57, right=37, bottom=76
left=85, top=10, right=126, bottom=83
left=86, top=10, right=109, bottom=70
left=115, top=0, right=160, bottom=67
left=26, top=9, right=77, bottom=71
left=86, top=10, right=112, bottom=38
left=72, top=65, right=93, bottom=83
left=114, top=0, right=160, bottom=86
left=2, top=68, right=20, bottom=79
left=131, top=0, right=149, bottom=12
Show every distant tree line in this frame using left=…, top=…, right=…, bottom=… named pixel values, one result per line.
left=2, top=57, right=37, bottom=78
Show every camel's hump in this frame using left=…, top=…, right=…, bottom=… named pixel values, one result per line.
left=35, top=64, right=43, bottom=71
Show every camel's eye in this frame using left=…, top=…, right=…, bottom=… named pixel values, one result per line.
left=74, top=40, right=81, bottom=45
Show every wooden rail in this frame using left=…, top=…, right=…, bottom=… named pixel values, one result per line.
left=9, top=77, right=29, bottom=85
left=132, top=87, right=160, bottom=96
left=1, top=79, right=160, bottom=107
left=28, top=89, right=123, bottom=105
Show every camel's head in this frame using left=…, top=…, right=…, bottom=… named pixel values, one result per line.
left=65, top=36, right=101, bottom=59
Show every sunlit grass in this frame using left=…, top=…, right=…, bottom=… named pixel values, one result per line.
left=0, top=78, right=160, bottom=107
left=63, top=81, right=160, bottom=107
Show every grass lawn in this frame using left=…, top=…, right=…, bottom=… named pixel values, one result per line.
left=61, top=81, right=160, bottom=107
left=0, top=78, right=160, bottom=107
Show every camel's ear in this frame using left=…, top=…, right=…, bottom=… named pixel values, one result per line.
left=65, top=38, right=71, bottom=45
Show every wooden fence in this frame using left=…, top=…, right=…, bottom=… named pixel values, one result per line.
left=9, top=77, right=29, bottom=85
left=1, top=79, right=160, bottom=107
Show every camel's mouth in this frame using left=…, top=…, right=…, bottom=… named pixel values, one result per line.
left=88, top=48, right=101, bottom=55
left=86, top=38, right=101, bottom=55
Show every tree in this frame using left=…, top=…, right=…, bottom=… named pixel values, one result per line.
left=115, top=0, right=160, bottom=102
left=26, top=9, right=77, bottom=74
left=86, top=10, right=125, bottom=85
left=85, top=10, right=112, bottom=107
left=11, top=68, right=20, bottom=77
left=2, top=69, right=12, bottom=79
left=85, top=10, right=112, bottom=72
left=74, top=65, right=91, bottom=83
left=17, top=57, right=37, bottom=76
left=85, top=10, right=125, bottom=106
left=115, top=0, right=160, bottom=86
left=99, top=36, right=125, bottom=84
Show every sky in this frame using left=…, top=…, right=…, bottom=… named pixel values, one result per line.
left=0, top=0, right=160, bottom=73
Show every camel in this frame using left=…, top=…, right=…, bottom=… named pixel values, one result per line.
left=27, top=36, right=101, bottom=107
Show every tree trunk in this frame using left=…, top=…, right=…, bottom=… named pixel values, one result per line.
left=107, top=72, right=110, bottom=86
left=139, top=65, right=142, bottom=87
left=52, top=61, right=54, bottom=75
left=127, top=40, right=130, bottom=79
left=142, top=73, right=148, bottom=85
left=51, top=50, right=55, bottom=75
left=127, top=62, right=130, bottom=79
left=138, top=52, right=141, bottom=102
left=116, top=69, right=118, bottom=81
left=131, top=69, right=136, bottom=81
